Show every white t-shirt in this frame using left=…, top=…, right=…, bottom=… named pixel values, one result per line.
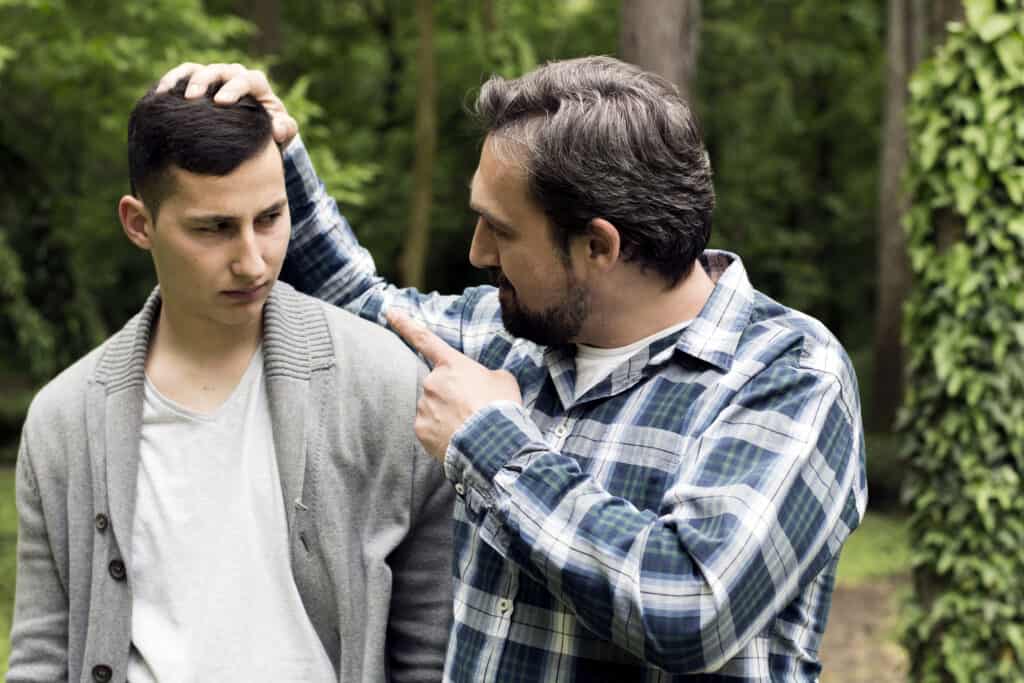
left=127, top=348, right=335, bottom=683
left=574, top=319, right=691, bottom=400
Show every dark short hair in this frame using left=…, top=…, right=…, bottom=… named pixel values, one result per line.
left=127, top=77, right=274, bottom=218
left=474, top=56, right=715, bottom=285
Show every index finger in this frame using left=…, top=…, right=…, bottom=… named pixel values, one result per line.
left=386, top=310, right=458, bottom=368
left=155, top=62, right=203, bottom=93
left=177, top=62, right=249, bottom=99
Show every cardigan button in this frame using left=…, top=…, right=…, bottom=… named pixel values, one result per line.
left=108, top=559, right=126, bottom=582
left=92, top=664, right=113, bottom=682
left=95, top=514, right=109, bottom=532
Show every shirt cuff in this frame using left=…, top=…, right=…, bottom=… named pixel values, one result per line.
left=444, top=400, right=547, bottom=516
left=282, top=133, right=306, bottom=165
left=282, top=134, right=319, bottom=221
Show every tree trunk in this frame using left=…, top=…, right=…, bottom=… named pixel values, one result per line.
left=871, top=0, right=962, bottom=431
left=237, top=0, right=281, bottom=56
left=399, top=0, right=437, bottom=289
left=619, top=0, right=700, bottom=99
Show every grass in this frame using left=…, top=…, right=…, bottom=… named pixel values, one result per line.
left=1, top=466, right=15, bottom=677
left=836, top=509, right=912, bottom=587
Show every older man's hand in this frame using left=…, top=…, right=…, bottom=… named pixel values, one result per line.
left=156, top=62, right=298, bottom=146
left=386, top=310, right=523, bottom=462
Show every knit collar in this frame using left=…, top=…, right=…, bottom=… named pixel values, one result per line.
left=91, top=280, right=334, bottom=393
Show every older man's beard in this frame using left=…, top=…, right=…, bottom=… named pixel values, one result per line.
left=491, top=269, right=590, bottom=346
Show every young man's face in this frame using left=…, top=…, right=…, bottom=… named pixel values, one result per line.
left=468, top=136, right=590, bottom=346
left=143, top=139, right=289, bottom=331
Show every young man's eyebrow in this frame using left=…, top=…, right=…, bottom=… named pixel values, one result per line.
left=183, top=199, right=288, bottom=225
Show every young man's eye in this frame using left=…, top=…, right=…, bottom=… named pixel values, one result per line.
left=257, top=212, right=281, bottom=226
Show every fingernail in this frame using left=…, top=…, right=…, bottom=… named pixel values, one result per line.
left=185, top=84, right=199, bottom=97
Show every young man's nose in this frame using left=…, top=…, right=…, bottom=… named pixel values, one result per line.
left=230, top=228, right=266, bottom=279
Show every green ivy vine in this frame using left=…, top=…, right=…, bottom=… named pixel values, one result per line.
left=900, top=1, right=1024, bottom=681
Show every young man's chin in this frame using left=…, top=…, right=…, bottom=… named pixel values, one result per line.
left=206, top=294, right=272, bottom=328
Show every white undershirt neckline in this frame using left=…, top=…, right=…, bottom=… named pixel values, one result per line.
left=573, top=319, right=691, bottom=400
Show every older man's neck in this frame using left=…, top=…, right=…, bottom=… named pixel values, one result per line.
left=577, top=260, right=715, bottom=349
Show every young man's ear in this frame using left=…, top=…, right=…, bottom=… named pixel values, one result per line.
left=119, top=195, right=154, bottom=250
left=578, top=218, right=621, bottom=272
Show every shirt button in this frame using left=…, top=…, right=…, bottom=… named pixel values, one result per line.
left=497, top=598, right=513, bottom=615
left=553, top=425, right=569, bottom=438
left=108, top=559, right=126, bottom=582
left=94, top=514, right=109, bottom=532
left=92, top=664, right=113, bottom=682
left=454, top=483, right=466, bottom=496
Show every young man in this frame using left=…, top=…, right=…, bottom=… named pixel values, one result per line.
left=171, top=56, right=867, bottom=682
left=8, top=80, right=453, bottom=683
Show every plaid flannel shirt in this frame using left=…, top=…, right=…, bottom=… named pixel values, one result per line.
left=280, top=137, right=868, bottom=682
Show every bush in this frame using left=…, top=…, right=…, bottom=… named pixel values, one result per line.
left=900, top=2, right=1024, bottom=680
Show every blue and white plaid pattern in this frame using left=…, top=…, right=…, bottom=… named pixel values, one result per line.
left=282, top=138, right=868, bottom=682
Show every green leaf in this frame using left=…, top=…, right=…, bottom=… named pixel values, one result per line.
left=1008, top=216, right=1024, bottom=241
left=977, top=13, right=1017, bottom=43
left=966, top=0, right=998, bottom=32
left=994, top=32, right=1024, bottom=79
left=0, top=43, right=13, bottom=73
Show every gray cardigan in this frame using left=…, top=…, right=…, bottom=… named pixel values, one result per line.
left=8, top=282, right=454, bottom=683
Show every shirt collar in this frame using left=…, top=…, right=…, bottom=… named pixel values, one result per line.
left=657, top=249, right=753, bottom=372
left=539, top=250, right=753, bottom=407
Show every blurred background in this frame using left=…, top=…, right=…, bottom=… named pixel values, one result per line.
left=1, top=1, right=1021, bottom=681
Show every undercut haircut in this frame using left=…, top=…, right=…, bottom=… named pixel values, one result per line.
left=127, top=77, right=274, bottom=219
left=474, top=56, right=715, bottom=286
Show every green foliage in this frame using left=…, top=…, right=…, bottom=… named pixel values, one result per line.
left=0, top=0, right=353, bottom=381
left=0, top=0, right=887, bottom=390
left=701, top=0, right=885, bottom=349
left=901, top=2, right=1024, bottom=679
left=0, top=384, right=33, bottom=456
left=251, top=0, right=620, bottom=290
left=0, top=0, right=250, bottom=377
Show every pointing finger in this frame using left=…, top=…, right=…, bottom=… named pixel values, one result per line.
left=386, top=310, right=459, bottom=368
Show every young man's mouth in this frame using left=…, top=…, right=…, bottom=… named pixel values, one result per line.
left=222, top=281, right=269, bottom=302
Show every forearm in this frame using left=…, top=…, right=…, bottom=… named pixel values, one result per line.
left=282, top=135, right=389, bottom=318
left=282, top=136, right=494, bottom=358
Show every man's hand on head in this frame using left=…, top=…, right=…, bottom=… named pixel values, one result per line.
left=386, top=310, right=523, bottom=462
left=156, top=63, right=298, bottom=146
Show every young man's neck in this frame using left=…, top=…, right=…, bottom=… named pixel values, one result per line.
left=145, top=300, right=263, bottom=414
left=576, top=259, right=716, bottom=349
